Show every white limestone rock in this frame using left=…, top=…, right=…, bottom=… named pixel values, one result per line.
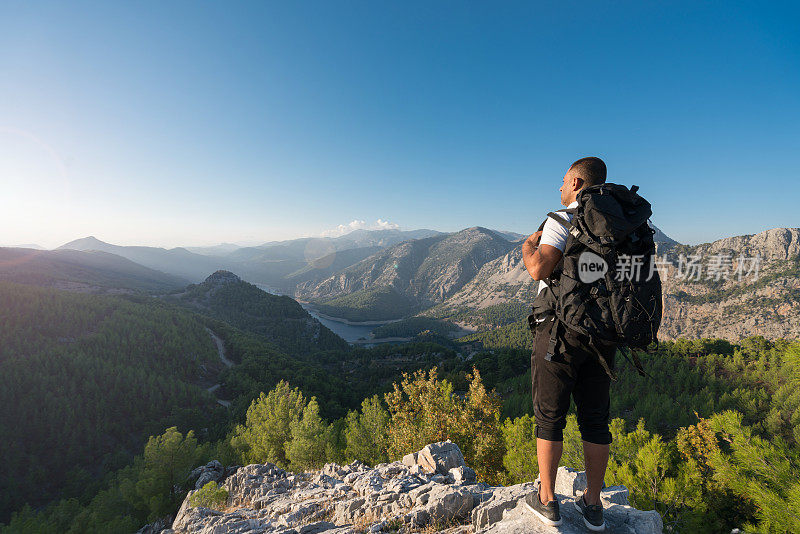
left=168, top=449, right=661, bottom=534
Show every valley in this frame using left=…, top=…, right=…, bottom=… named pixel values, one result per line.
left=2, top=224, right=799, bottom=533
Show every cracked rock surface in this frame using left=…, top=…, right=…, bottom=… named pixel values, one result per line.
left=159, top=441, right=662, bottom=534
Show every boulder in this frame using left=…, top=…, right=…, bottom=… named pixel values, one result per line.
left=418, top=484, right=475, bottom=526
left=534, top=466, right=587, bottom=497
left=480, top=497, right=663, bottom=534
left=470, top=482, right=536, bottom=530
left=171, top=490, right=224, bottom=532
left=601, top=484, right=630, bottom=506
left=186, top=460, right=226, bottom=490
left=450, top=465, right=476, bottom=484
left=135, top=516, right=171, bottom=534
left=416, top=440, right=467, bottom=475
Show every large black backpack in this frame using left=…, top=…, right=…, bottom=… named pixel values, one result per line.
left=527, top=183, right=663, bottom=380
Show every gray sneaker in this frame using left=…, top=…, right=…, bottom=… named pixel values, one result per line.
left=523, top=481, right=562, bottom=526
left=574, top=493, right=605, bottom=531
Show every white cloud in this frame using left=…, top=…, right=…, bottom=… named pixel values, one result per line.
left=320, top=218, right=400, bottom=237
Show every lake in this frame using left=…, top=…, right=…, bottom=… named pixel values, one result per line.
left=300, top=304, right=390, bottom=342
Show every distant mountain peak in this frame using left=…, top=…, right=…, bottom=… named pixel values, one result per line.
left=203, top=270, right=241, bottom=286
left=59, top=235, right=110, bottom=250
left=648, top=223, right=678, bottom=245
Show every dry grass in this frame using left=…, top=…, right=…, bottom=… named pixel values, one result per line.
left=350, top=508, right=384, bottom=533
left=404, top=516, right=471, bottom=534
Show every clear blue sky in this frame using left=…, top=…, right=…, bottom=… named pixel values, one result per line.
left=1, top=1, right=798, bottom=248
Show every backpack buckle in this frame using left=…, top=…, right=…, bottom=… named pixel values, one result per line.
left=569, top=226, right=581, bottom=238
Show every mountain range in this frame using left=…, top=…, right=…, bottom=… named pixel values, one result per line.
left=2, top=223, right=798, bottom=532
left=4, top=223, right=798, bottom=342
left=293, top=227, right=517, bottom=318
left=0, top=246, right=187, bottom=292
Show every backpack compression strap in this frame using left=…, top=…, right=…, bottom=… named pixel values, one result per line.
left=547, top=317, right=620, bottom=381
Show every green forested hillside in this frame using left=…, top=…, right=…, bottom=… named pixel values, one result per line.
left=0, top=282, right=226, bottom=523
left=313, top=285, right=418, bottom=322
left=171, top=271, right=349, bottom=354
left=370, top=316, right=459, bottom=338
left=214, top=318, right=459, bottom=421
left=0, top=278, right=462, bottom=529
left=456, top=318, right=533, bottom=351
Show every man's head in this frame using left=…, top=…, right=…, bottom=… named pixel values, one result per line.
left=559, top=156, right=607, bottom=206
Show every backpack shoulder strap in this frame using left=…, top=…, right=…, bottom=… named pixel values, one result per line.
left=537, top=208, right=575, bottom=232
left=546, top=209, right=577, bottom=231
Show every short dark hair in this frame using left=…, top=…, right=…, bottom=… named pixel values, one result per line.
left=569, top=157, right=607, bottom=187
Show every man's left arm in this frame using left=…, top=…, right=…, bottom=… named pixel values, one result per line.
left=522, top=231, right=563, bottom=281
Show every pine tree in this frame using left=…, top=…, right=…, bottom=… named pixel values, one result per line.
left=384, top=367, right=505, bottom=483
left=500, top=414, right=537, bottom=484
left=134, top=427, right=202, bottom=519
left=286, top=399, right=329, bottom=471
left=344, top=395, right=389, bottom=466
left=560, top=414, right=585, bottom=470
left=230, top=380, right=306, bottom=467
left=709, top=410, right=800, bottom=533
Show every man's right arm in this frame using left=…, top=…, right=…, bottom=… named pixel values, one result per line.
left=522, top=234, right=563, bottom=281
left=523, top=216, right=568, bottom=280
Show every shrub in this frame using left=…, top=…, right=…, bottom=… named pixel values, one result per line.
left=384, top=367, right=505, bottom=484
left=188, top=481, right=228, bottom=510
left=500, top=414, right=537, bottom=484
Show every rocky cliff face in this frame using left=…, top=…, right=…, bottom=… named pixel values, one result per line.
left=657, top=227, right=800, bottom=340
left=426, top=227, right=800, bottom=342
left=294, top=228, right=516, bottom=308
left=422, top=244, right=538, bottom=319
left=156, top=441, right=662, bottom=534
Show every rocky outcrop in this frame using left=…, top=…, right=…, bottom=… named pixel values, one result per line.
left=696, top=227, right=800, bottom=261
left=422, top=226, right=800, bottom=342
left=165, top=441, right=662, bottom=534
left=419, top=245, right=538, bottom=322
left=658, top=227, right=800, bottom=340
left=186, top=460, right=239, bottom=490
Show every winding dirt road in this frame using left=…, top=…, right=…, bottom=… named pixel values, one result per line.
left=205, top=328, right=232, bottom=407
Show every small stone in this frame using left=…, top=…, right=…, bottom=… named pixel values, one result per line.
left=600, top=485, right=629, bottom=505
left=449, top=466, right=475, bottom=484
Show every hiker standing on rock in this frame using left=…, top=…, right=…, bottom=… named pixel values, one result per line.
left=520, top=157, right=662, bottom=531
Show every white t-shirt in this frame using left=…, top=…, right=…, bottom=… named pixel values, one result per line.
left=539, top=200, right=578, bottom=252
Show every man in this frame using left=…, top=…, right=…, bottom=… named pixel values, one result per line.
left=520, top=156, right=613, bottom=531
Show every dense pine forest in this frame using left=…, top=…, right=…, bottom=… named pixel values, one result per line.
left=0, top=282, right=225, bottom=522
left=169, top=272, right=350, bottom=355
left=2, top=278, right=800, bottom=533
